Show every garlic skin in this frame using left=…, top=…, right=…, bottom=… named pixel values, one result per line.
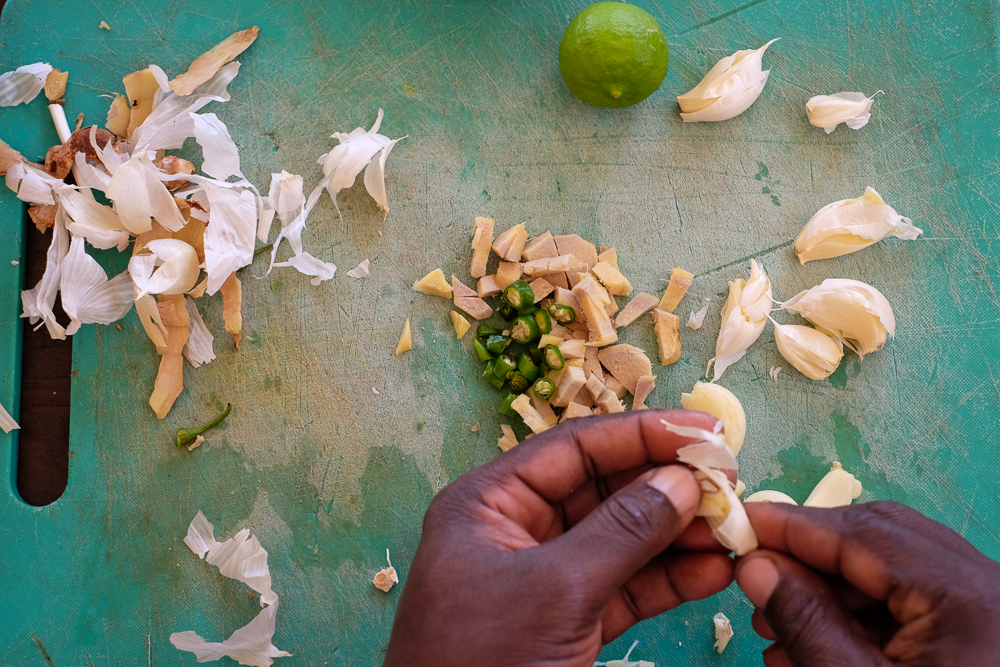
left=744, top=490, right=797, bottom=505
left=681, top=382, right=746, bottom=455
left=678, top=39, right=779, bottom=122
left=771, top=319, right=844, bottom=380
left=806, top=91, right=880, bottom=133
left=794, top=187, right=922, bottom=264
left=709, top=260, right=772, bottom=381
left=803, top=462, right=863, bottom=508
left=780, top=279, right=895, bottom=357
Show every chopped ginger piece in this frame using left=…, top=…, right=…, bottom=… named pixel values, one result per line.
left=99, top=20, right=111, bottom=30
left=413, top=268, right=453, bottom=298
left=550, top=365, right=586, bottom=407
left=591, top=261, right=633, bottom=296
left=149, top=296, right=189, bottom=419
left=523, top=254, right=575, bottom=277
left=614, top=292, right=658, bottom=329
left=450, top=311, right=471, bottom=339
left=511, top=394, right=551, bottom=434
left=44, top=69, right=68, bottom=103
left=554, top=234, right=598, bottom=270
left=373, top=549, right=399, bottom=592
left=652, top=309, right=681, bottom=365
left=522, top=230, right=558, bottom=261
left=395, top=318, right=412, bottom=355
left=633, top=375, right=657, bottom=410
left=598, top=344, right=652, bottom=394
left=452, top=275, right=493, bottom=320
left=573, top=282, right=617, bottom=347
left=604, top=375, right=627, bottom=399
left=537, top=333, right=564, bottom=349
left=659, top=267, right=694, bottom=313
left=492, top=222, right=528, bottom=261
left=598, top=247, right=617, bottom=268
left=559, top=402, right=593, bottom=422
left=220, top=273, right=242, bottom=349
left=559, top=339, right=586, bottom=360
left=470, top=217, right=494, bottom=278
left=495, top=261, right=523, bottom=290
left=528, top=277, right=554, bottom=302
left=497, top=424, right=519, bottom=452
left=477, top=275, right=501, bottom=298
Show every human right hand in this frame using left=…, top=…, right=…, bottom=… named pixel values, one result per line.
left=736, top=501, right=1000, bottom=665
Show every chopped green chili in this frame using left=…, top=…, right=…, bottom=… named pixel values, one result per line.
left=543, top=344, right=565, bottom=370
left=473, top=338, right=493, bottom=362
left=484, top=360, right=505, bottom=390
left=546, top=302, right=576, bottom=324
left=486, top=334, right=511, bottom=355
left=499, top=392, right=518, bottom=417
left=517, top=353, right=540, bottom=382
left=503, top=280, right=535, bottom=311
left=534, top=309, right=553, bottom=335
left=477, top=325, right=502, bottom=338
left=529, top=347, right=544, bottom=365
left=532, top=378, right=557, bottom=400
left=494, top=354, right=517, bottom=380
left=510, top=315, right=541, bottom=343
left=509, top=372, right=530, bottom=392
left=497, top=300, right=516, bottom=320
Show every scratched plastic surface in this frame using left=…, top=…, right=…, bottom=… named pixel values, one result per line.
left=1, top=1, right=998, bottom=664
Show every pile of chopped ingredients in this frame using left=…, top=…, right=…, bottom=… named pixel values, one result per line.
left=0, top=26, right=403, bottom=429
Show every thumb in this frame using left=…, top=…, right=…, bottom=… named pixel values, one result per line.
left=737, top=551, right=891, bottom=666
left=554, top=465, right=700, bottom=597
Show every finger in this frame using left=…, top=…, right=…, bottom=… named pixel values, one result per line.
left=672, top=518, right=732, bottom=552
left=601, top=552, right=734, bottom=642
left=745, top=501, right=977, bottom=621
left=751, top=609, right=777, bottom=641
left=479, top=409, right=720, bottom=505
left=737, top=551, right=891, bottom=666
left=553, top=465, right=701, bottom=597
left=762, top=645, right=794, bottom=667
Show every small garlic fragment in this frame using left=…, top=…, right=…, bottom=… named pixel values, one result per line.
left=678, top=39, right=780, bottom=122
left=794, top=187, right=922, bottom=264
left=806, top=91, right=881, bottom=133
left=680, top=382, right=746, bottom=455
left=768, top=366, right=781, bottom=381
left=803, top=462, right=863, bottom=508
left=734, top=479, right=746, bottom=497
left=686, top=297, right=710, bottom=330
left=713, top=613, right=733, bottom=654
left=780, top=279, right=895, bottom=358
left=709, top=260, right=772, bottom=381
left=744, top=490, right=797, bottom=505
left=771, top=319, right=844, bottom=380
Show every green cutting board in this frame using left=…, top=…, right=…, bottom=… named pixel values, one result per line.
left=2, top=1, right=998, bottom=664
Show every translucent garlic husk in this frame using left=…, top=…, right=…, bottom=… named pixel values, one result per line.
left=771, top=319, right=844, bottom=380
left=805, top=91, right=880, bottom=133
left=681, top=382, right=746, bottom=455
left=803, top=462, right=863, bottom=508
left=794, top=187, right=922, bottom=264
left=709, top=259, right=772, bottom=380
left=678, top=39, right=779, bottom=122
left=780, top=279, right=894, bottom=358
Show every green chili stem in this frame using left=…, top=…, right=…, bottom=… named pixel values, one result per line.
left=176, top=404, right=233, bottom=448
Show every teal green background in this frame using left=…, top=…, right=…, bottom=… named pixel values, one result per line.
left=1, top=1, right=998, bottom=664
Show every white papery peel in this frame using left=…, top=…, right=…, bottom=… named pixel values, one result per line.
left=21, top=207, right=70, bottom=340
left=662, top=419, right=758, bottom=556
left=60, top=237, right=134, bottom=335
left=183, top=297, right=216, bottom=368
left=0, top=62, right=52, bottom=107
left=129, top=238, right=201, bottom=298
left=192, top=112, right=242, bottom=181
left=0, top=399, right=19, bottom=433
left=171, top=511, right=290, bottom=667
left=345, top=259, right=370, bottom=279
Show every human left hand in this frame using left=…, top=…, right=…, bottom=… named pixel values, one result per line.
left=384, top=410, right=735, bottom=667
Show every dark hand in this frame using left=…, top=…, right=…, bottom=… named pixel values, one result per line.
left=384, top=410, right=735, bottom=667
left=737, top=501, right=1000, bottom=665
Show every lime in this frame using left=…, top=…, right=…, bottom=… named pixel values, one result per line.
left=558, top=2, right=669, bottom=108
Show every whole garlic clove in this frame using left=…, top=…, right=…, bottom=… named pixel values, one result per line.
left=794, top=187, right=922, bottom=264
left=771, top=319, right=844, bottom=380
left=805, top=91, right=881, bottom=133
left=780, top=279, right=895, bottom=358
left=678, top=39, right=780, bottom=122
left=803, top=462, right=863, bottom=508
left=709, top=259, right=772, bottom=381
left=744, top=490, right=798, bottom=505
left=681, top=381, right=747, bottom=455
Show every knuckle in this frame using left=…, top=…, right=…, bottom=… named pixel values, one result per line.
left=599, top=489, right=671, bottom=543
left=772, top=594, right=831, bottom=655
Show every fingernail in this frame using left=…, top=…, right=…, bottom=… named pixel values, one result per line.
left=647, top=466, right=700, bottom=515
left=737, top=556, right=780, bottom=609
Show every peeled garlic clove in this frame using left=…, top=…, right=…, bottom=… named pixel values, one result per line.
left=803, top=462, right=863, bottom=508
left=744, top=490, right=797, bottom=505
left=771, top=319, right=844, bottom=380
left=698, top=468, right=758, bottom=555
left=681, top=382, right=746, bottom=455
left=709, top=259, right=772, bottom=380
left=780, top=279, right=894, bottom=357
left=806, top=91, right=880, bottom=133
left=734, top=479, right=746, bottom=497
left=794, top=187, right=922, bottom=264
left=677, top=39, right=780, bottom=122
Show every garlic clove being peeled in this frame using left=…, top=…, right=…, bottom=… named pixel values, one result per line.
left=678, top=39, right=779, bottom=122
left=771, top=319, right=844, bottom=380
left=794, top=187, right=922, bottom=264
left=805, top=91, right=881, bottom=133
left=780, top=279, right=894, bottom=358
left=744, top=490, right=797, bottom=505
left=709, top=259, right=772, bottom=381
left=803, top=462, right=863, bottom=508
left=681, top=382, right=746, bottom=455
